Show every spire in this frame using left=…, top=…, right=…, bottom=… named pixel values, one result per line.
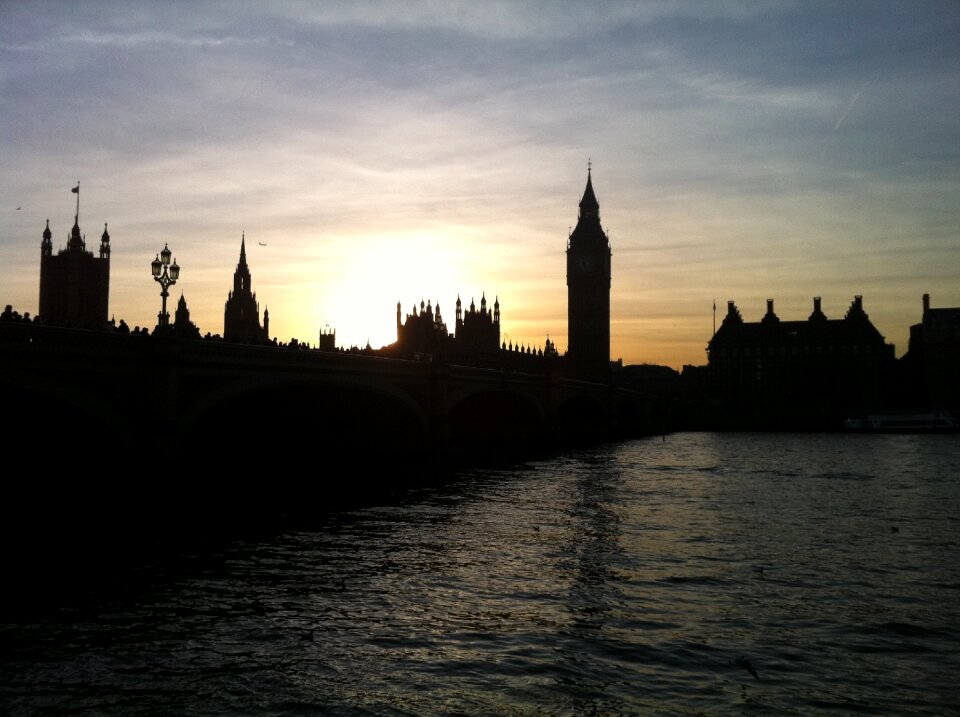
left=69, top=212, right=83, bottom=250
left=99, top=222, right=111, bottom=259
left=41, top=218, right=52, bottom=257
left=233, top=232, right=251, bottom=294
left=579, top=163, right=599, bottom=219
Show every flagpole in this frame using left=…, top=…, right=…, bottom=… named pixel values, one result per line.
left=713, top=300, right=716, bottom=337
left=73, top=181, right=80, bottom=223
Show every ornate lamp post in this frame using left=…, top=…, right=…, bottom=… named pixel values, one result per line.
left=151, top=243, right=180, bottom=329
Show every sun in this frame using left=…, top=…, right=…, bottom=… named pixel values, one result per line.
left=323, top=231, right=474, bottom=349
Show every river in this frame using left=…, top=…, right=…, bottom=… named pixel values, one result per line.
left=3, top=433, right=959, bottom=715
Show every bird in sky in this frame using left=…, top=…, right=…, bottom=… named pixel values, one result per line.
left=258, top=242, right=267, bottom=246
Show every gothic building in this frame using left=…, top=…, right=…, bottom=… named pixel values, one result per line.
left=708, top=296, right=896, bottom=428
left=566, top=167, right=612, bottom=382
left=392, top=294, right=500, bottom=364
left=223, top=234, right=269, bottom=343
left=39, top=189, right=110, bottom=326
left=173, top=293, right=201, bottom=339
left=394, top=298, right=453, bottom=360
left=389, top=293, right=554, bottom=370
left=455, top=293, right=500, bottom=363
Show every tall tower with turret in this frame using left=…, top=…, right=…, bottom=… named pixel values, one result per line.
left=38, top=185, right=111, bottom=326
left=566, top=166, right=612, bottom=382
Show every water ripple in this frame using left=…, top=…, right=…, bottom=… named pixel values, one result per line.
left=3, top=434, right=960, bottom=716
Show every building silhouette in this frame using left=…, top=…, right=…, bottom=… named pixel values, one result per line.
left=394, top=298, right=453, bottom=361
left=455, top=293, right=500, bottom=363
left=39, top=189, right=110, bottom=326
left=388, top=293, right=555, bottom=370
left=317, top=327, right=336, bottom=352
left=223, top=234, right=269, bottom=344
left=173, top=293, right=201, bottom=339
left=393, top=294, right=500, bottom=365
left=566, top=167, right=611, bottom=382
left=708, top=296, right=895, bottom=428
left=902, top=293, right=960, bottom=410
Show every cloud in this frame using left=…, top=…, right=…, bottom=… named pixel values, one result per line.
left=1, top=1, right=958, bottom=366
left=58, top=29, right=288, bottom=48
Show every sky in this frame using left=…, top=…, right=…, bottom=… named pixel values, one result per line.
left=2, top=1, right=958, bottom=368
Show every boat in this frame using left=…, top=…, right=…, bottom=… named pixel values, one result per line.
left=843, top=410, right=960, bottom=433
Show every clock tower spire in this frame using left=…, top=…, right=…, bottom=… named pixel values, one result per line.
left=566, top=164, right=612, bottom=382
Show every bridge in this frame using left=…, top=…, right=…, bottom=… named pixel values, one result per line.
left=1, top=323, right=657, bottom=471
left=1, top=320, right=665, bottom=559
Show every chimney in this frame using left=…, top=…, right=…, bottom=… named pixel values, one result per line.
left=923, top=293, right=930, bottom=314
left=814, top=296, right=821, bottom=313
left=766, top=299, right=774, bottom=315
left=854, top=295, right=863, bottom=310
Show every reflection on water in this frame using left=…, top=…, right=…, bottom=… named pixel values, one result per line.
left=2, top=433, right=960, bottom=715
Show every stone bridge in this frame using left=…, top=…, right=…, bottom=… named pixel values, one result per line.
left=2, top=323, right=655, bottom=473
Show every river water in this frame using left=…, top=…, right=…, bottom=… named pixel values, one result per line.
left=3, top=433, right=959, bottom=716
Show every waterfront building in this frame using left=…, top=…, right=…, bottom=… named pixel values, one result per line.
left=566, top=166, right=612, bottom=383
left=708, top=296, right=895, bottom=428
left=223, top=234, right=269, bottom=344
left=902, top=293, right=960, bottom=410
left=390, top=294, right=554, bottom=371
left=455, top=293, right=500, bottom=363
left=394, top=298, right=454, bottom=361
left=38, top=188, right=110, bottom=326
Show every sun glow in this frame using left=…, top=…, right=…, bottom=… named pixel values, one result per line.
left=322, top=231, right=479, bottom=350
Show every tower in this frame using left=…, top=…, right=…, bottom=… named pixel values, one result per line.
left=566, top=166, right=611, bottom=382
left=38, top=186, right=111, bottom=326
left=173, top=292, right=201, bottom=339
left=223, top=233, right=268, bottom=343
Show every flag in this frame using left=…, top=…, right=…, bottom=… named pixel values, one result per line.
left=71, top=185, right=79, bottom=194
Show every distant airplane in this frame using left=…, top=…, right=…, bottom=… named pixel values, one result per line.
left=258, top=242, right=267, bottom=246
left=16, top=206, right=21, bottom=210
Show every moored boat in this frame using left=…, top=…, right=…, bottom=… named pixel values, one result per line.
left=843, top=410, right=959, bottom=433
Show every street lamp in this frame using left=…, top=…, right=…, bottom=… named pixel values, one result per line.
left=152, top=243, right=180, bottom=329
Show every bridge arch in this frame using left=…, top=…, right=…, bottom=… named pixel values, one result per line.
left=613, top=395, right=652, bottom=437
left=177, top=374, right=431, bottom=469
left=557, top=392, right=609, bottom=443
left=446, top=386, right=547, bottom=459
left=1, top=367, right=129, bottom=449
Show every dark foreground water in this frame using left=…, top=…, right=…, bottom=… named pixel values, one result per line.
left=3, top=433, right=960, bottom=716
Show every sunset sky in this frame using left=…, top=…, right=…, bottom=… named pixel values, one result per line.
left=2, top=2, right=958, bottom=367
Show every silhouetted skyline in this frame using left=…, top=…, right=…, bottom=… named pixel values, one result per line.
left=1, top=3, right=958, bottom=367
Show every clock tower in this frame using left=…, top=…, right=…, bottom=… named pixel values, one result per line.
left=566, top=166, right=611, bottom=382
